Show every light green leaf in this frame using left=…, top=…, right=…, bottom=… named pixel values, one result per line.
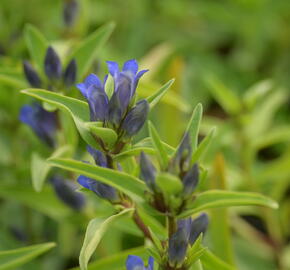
left=179, top=190, right=278, bottom=218
left=0, top=74, right=26, bottom=88
left=146, top=79, right=175, bottom=109
left=148, top=121, right=169, bottom=169
left=21, top=89, right=100, bottom=149
left=24, top=24, right=48, bottom=74
left=48, top=158, right=146, bottom=202
left=85, top=122, right=118, bottom=148
left=69, top=22, right=115, bottom=80
left=79, top=209, right=133, bottom=270
left=191, top=128, right=216, bottom=164
left=200, top=249, right=235, bottom=270
left=0, top=242, right=56, bottom=270
left=156, top=173, right=183, bottom=195
left=206, top=76, right=242, bottom=115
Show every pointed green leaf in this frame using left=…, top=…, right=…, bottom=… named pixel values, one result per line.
left=69, top=22, right=115, bottom=80
left=21, top=89, right=100, bottom=149
left=148, top=121, right=169, bottom=169
left=200, top=249, right=235, bottom=270
left=85, top=122, right=118, bottom=148
left=191, top=128, right=216, bottom=164
left=24, top=24, right=48, bottom=74
left=146, top=79, right=175, bottom=109
left=48, top=158, right=146, bottom=202
left=79, top=209, right=133, bottom=270
left=179, top=190, right=278, bottom=218
left=0, top=242, right=56, bottom=270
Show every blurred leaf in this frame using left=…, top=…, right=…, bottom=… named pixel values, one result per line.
left=148, top=121, right=169, bottom=169
left=21, top=89, right=100, bottom=149
left=48, top=158, right=146, bottom=202
left=69, top=22, right=115, bottom=80
left=0, top=242, right=55, bottom=270
left=206, top=76, right=242, bottom=115
left=79, top=209, right=133, bottom=270
left=0, top=74, right=26, bottom=88
left=191, top=128, right=216, bottom=164
left=200, top=249, right=234, bottom=270
left=146, top=79, right=175, bottom=109
left=0, top=184, right=72, bottom=220
left=24, top=24, right=48, bottom=74
left=179, top=190, right=278, bottom=218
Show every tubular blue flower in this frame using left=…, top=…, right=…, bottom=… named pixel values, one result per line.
left=126, top=255, right=154, bottom=270
left=188, top=213, right=209, bottom=245
left=23, top=61, right=42, bottom=88
left=44, top=46, right=62, bottom=80
left=139, top=152, right=157, bottom=191
left=76, top=74, right=109, bottom=121
left=63, top=59, right=77, bottom=87
left=168, top=226, right=188, bottom=266
left=19, top=103, right=57, bottom=147
left=50, top=176, right=85, bottom=211
left=121, top=99, right=149, bottom=137
left=77, top=175, right=118, bottom=202
left=77, top=147, right=119, bottom=202
left=182, top=163, right=199, bottom=196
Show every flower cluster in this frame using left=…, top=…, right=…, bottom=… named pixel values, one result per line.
left=76, top=60, right=149, bottom=139
left=140, top=132, right=199, bottom=214
left=23, top=46, right=77, bottom=89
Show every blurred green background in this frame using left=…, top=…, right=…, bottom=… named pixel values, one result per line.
left=1, top=0, right=290, bottom=269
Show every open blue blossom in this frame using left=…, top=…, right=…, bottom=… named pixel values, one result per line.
left=19, top=103, right=57, bottom=147
left=168, top=213, right=209, bottom=265
left=77, top=146, right=119, bottom=202
left=76, top=60, right=149, bottom=135
left=126, top=255, right=154, bottom=270
left=50, top=176, right=85, bottom=211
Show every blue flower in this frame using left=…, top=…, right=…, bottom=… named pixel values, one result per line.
left=76, top=60, right=148, bottom=132
left=126, top=255, right=154, bottom=270
left=63, top=59, right=77, bottom=87
left=139, top=152, right=157, bottom=191
left=77, top=147, right=119, bottom=202
left=50, top=176, right=85, bottom=211
left=23, top=61, right=42, bottom=88
left=44, top=46, right=62, bottom=80
left=182, top=163, right=199, bottom=197
left=168, top=213, right=209, bottom=265
left=19, top=103, right=57, bottom=147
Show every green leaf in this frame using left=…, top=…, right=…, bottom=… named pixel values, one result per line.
left=24, top=24, right=48, bottom=74
left=146, top=79, right=175, bottom=109
left=0, top=184, right=72, bottom=220
left=156, top=173, right=183, bottom=195
left=70, top=246, right=146, bottom=270
left=200, top=249, right=235, bottom=270
left=21, top=89, right=100, bottom=149
left=69, top=22, right=115, bottom=80
left=148, top=121, right=169, bottom=169
left=48, top=158, right=146, bottom=202
left=179, top=190, right=278, bottom=218
left=206, top=76, right=242, bottom=115
left=191, top=128, right=216, bottom=164
left=85, top=122, right=118, bottom=148
left=31, top=145, right=73, bottom=192
left=79, top=209, right=133, bottom=270
left=0, top=242, right=56, bottom=270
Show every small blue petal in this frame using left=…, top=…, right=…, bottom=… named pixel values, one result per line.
left=189, top=213, right=209, bottom=245
left=77, top=175, right=96, bottom=190
left=126, top=255, right=144, bottom=270
left=147, top=257, right=154, bottom=270
left=106, top=61, right=119, bottom=77
left=87, top=146, right=107, bottom=167
left=84, top=73, right=103, bottom=88
left=122, top=59, right=138, bottom=75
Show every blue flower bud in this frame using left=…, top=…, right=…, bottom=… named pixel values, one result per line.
left=126, top=255, right=154, bottom=270
left=44, top=46, right=62, bottom=80
left=188, top=213, right=209, bottom=245
left=121, top=99, right=149, bottom=137
left=63, top=0, right=78, bottom=27
left=168, top=227, right=188, bottom=266
left=19, top=103, right=57, bottom=147
left=139, top=152, right=156, bottom=191
left=63, top=59, right=77, bottom=87
left=50, top=176, right=85, bottom=211
left=87, top=146, right=107, bottom=167
left=108, top=91, right=122, bottom=126
left=23, top=61, right=42, bottom=88
left=182, top=163, right=199, bottom=196
left=77, top=175, right=118, bottom=202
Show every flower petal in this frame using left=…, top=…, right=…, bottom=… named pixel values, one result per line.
left=126, top=255, right=145, bottom=270
left=123, top=59, right=138, bottom=75
left=106, top=61, right=119, bottom=77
